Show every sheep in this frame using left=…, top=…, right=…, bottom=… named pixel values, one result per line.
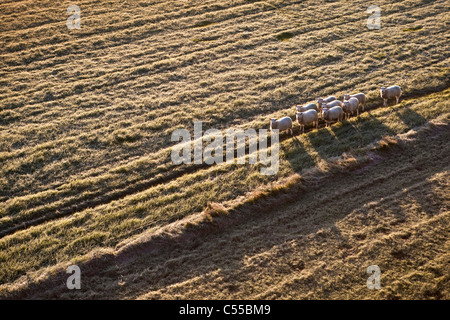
left=296, top=109, right=318, bottom=133
left=343, top=97, right=359, bottom=119
left=322, top=106, right=344, bottom=127
left=317, top=96, right=337, bottom=110
left=380, top=85, right=402, bottom=107
left=322, top=99, right=343, bottom=109
left=270, top=117, right=293, bottom=135
left=344, top=93, right=366, bottom=111
left=296, top=103, right=318, bottom=113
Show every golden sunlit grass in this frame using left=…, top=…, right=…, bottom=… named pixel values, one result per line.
left=0, top=0, right=449, bottom=299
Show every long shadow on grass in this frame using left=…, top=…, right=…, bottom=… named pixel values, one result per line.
left=394, top=105, right=427, bottom=130
left=282, top=136, right=316, bottom=173
left=290, top=111, right=397, bottom=167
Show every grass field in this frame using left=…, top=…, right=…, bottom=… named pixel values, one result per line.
left=0, top=0, right=449, bottom=299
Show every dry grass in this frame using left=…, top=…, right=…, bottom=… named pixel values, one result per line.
left=0, top=0, right=449, bottom=299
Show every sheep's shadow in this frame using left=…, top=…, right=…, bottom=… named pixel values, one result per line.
left=300, top=110, right=396, bottom=163
left=393, top=105, right=427, bottom=130
left=285, top=135, right=316, bottom=172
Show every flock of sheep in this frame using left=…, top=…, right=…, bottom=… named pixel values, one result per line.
left=270, top=85, right=402, bottom=135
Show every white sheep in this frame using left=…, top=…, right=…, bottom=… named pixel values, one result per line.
left=317, top=96, right=337, bottom=110
left=296, top=103, right=318, bottom=113
left=270, top=117, right=293, bottom=135
left=322, top=100, right=343, bottom=109
left=344, top=93, right=366, bottom=111
left=322, top=106, right=344, bottom=127
left=343, top=97, right=359, bottom=119
left=296, top=109, right=318, bottom=133
left=380, top=85, right=402, bottom=107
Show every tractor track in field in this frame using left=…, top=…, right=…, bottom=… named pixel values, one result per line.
left=1, top=84, right=448, bottom=239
